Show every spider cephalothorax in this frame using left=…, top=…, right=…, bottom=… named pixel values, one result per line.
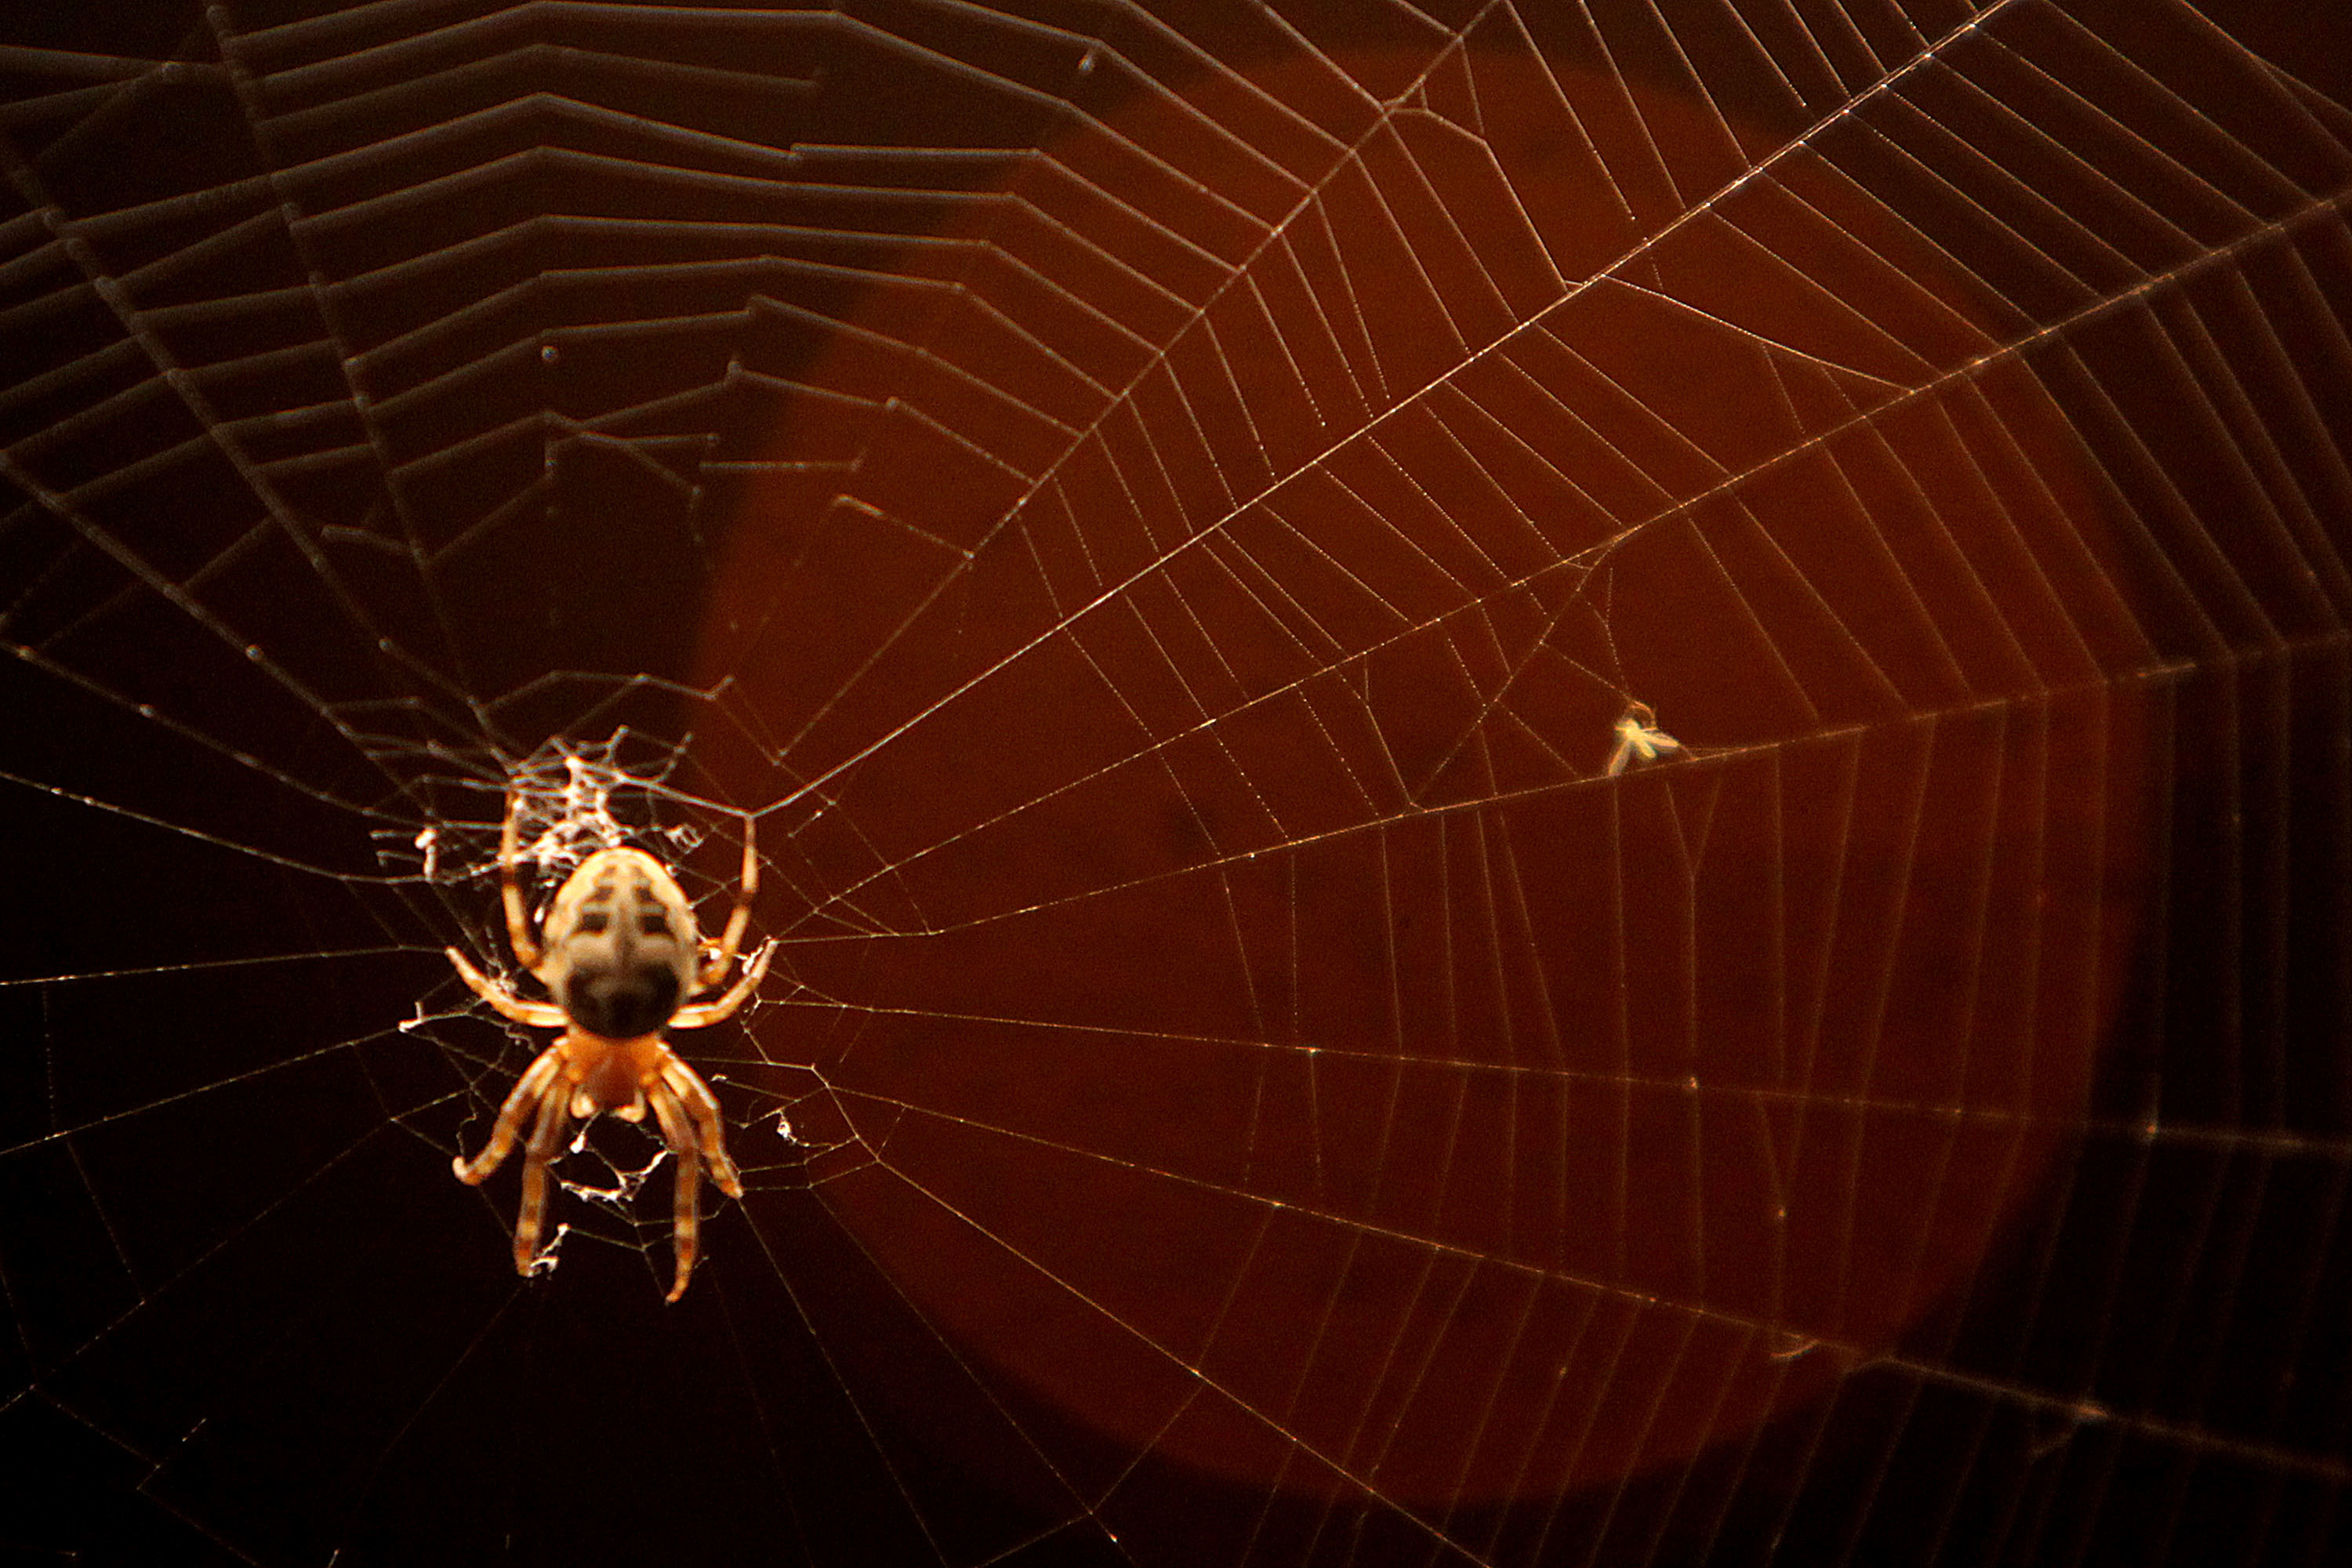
left=445, top=793, right=775, bottom=1301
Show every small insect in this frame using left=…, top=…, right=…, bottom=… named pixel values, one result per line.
left=445, top=790, right=775, bottom=1301
left=1604, top=700, right=1685, bottom=777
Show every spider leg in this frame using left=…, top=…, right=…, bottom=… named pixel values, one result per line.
left=671, top=938, right=776, bottom=1029
left=695, top=812, right=760, bottom=992
left=647, top=1080, right=706, bottom=1301
left=446, top=948, right=567, bottom=1027
left=659, top=1053, right=745, bottom=1196
left=498, top=788, right=543, bottom=971
left=510, top=1076, right=572, bottom=1276
left=452, top=1045, right=564, bottom=1184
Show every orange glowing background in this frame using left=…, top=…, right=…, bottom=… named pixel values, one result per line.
left=695, top=33, right=2154, bottom=1501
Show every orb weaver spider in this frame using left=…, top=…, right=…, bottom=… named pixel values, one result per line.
left=445, top=791, right=775, bottom=1301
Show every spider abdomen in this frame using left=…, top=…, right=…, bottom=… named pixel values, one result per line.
left=562, top=961, right=684, bottom=1039
left=542, top=848, right=697, bottom=1037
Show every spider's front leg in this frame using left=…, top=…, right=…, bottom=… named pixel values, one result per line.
left=695, top=811, right=761, bottom=992
left=496, top=788, right=544, bottom=973
left=672, top=938, right=778, bottom=1028
left=445, top=948, right=565, bottom=1028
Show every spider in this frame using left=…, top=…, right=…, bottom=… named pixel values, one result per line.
left=1604, top=700, right=1685, bottom=777
left=445, top=791, right=775, bottom=1301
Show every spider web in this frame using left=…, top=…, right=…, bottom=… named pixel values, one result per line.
left=2, top=1, right=2349, bottom=1563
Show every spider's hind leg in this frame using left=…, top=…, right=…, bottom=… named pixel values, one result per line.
left=453, top=1046, right=564, bottom=1185
left=510, top=1078, right=572, bottom=1277
left=648, top=1081, right=706, bottom=1301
